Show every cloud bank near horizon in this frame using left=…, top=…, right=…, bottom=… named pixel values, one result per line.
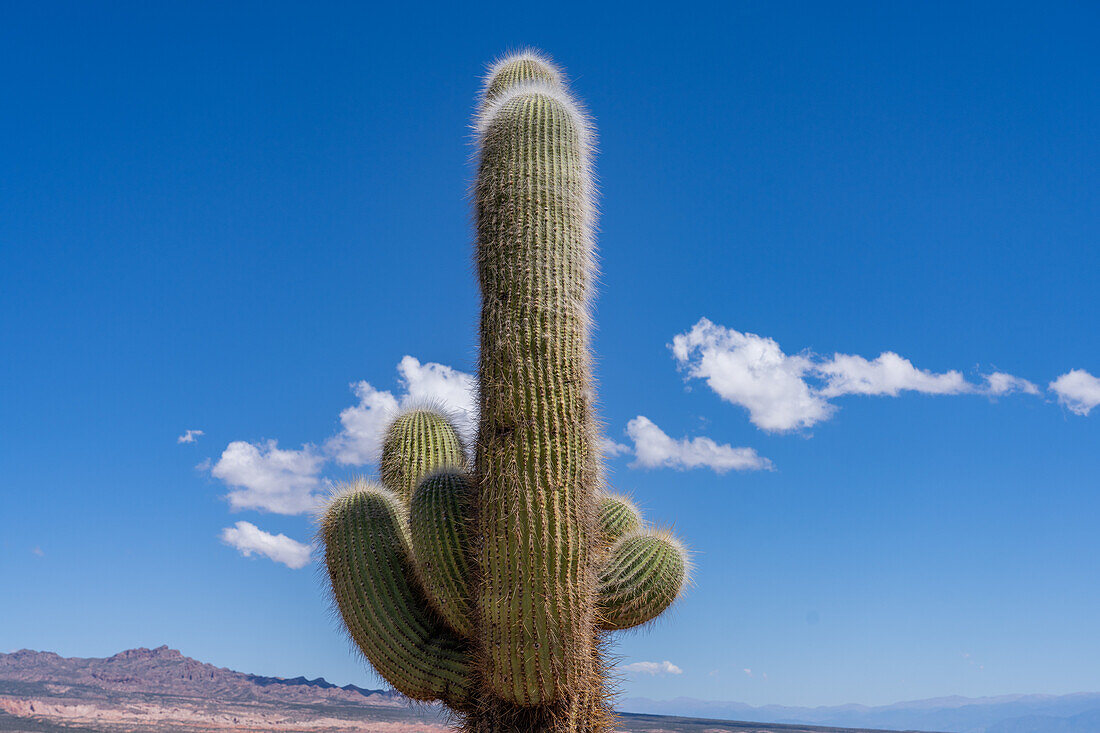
left=619, top=660, right=684, bottom=676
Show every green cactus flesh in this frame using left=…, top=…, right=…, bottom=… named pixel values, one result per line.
left=318, top=52, right=691, bottom=733
left=320, top=481, right=473, bottom=707
left=483, top=52, right=560, bottom=104
left=409, top=469, right=476, bottom=638
left=474, top=82, right=599, bottom=706
left=598, top=530, right=687, bottom=631
left=379, top=408, right=465, bottom=504
left=597, top=493, right=643, bottom=544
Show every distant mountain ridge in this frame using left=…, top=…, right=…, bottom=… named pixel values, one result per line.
left=622, top=691, right=1100, bottom=733
left=0, top=645, right=401, bottom=708
left=0, top=647, right=941, bottom=732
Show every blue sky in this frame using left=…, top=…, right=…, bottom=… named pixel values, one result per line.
left=2, top=0, right=1099, bottom=710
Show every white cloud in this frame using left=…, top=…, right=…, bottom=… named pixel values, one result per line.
left=816, top=352, right=969, bottom=398
left=396, top=356, right=477, bottom=428
left=210, top=357, right=478, bottom=515
left=983, top=372, right=1040, bottom=396
left=210, top=440, right=325, bottom=515
left=324, top=357, right=476, bottom=466
left=220, top=521, right=312, bottom=569
left=323, top=381, right=400, bottom=466
left=626, top=416, right=772, bottom=473
left=620, top=660, right=683, bottom=676
left=673, top=318, right=1039, bottom=432
left=671, top=319, right=831, bottom=432
left=1050, top=369, right=1100, bottom=415
left=602, top=437, right=633, bottom=458
left=177, top=429, right=204, bottom=444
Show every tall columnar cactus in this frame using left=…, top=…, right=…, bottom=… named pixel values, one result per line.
left=319, top=50, right=690, bottom=733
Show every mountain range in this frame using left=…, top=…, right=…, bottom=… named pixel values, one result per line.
left=1, top=646, right=1094, bottom=732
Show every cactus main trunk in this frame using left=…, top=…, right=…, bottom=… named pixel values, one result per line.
left=473, top=74, right=603, bottom=717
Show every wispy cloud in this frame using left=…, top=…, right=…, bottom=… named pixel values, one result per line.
left=177, top=429, right=204, bottom=444
left=620, top=660, right=683, bottom=676
left=601, top=437, right=633, bottom=458
left=672, top=318, right=1040, bottom=432
left=220, top=521, right=312, bottom=569
left=31, top=546, right=43, bottom=557
left=626, top=416, right=772, bottom=473
left=961, top=651, right=986, bottom=672
left=1050, top=369, right=1100, bottom=416
left=984, top=372, right=1040, bottom=396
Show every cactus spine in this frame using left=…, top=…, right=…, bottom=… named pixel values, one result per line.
left=319, top=51, right=689, bottom=733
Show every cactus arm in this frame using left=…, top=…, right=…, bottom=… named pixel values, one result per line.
left=474, top=76, right=600, bottom=707
left=320, top=481, right=473, bottom=707
left=409, top=469, right=476, bottom=638
left=380, top=409, right=466, bottom=504
left=597, top=530, right=688, bottom=632
left=596, top=494, right=642, bottom=544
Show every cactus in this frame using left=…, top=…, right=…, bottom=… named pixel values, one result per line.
left=598, top=530, right=687, bottom=631
left=319, top=480, right=473, bottom=708
left=380, top=407, right=466, bottom=504
left=597, top=493, right=643, bottom=544
left=409, top=469, right=476, bottom=638
left=319, top=51, right=690, bottom=733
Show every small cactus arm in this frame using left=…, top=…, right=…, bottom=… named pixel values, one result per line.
left=380, top=408, right=466, bottom=504
left=319, top=480, right=473, bottom=708
left=318, top=52, right=690, bottom=733
left=409, top=469, right=477, bottom=638
left=598, top=529, right=688, bottom=631
left=596, top=493, right=643, bottom=543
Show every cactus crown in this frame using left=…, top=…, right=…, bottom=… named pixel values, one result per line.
left=319, top=51, right=690, bottom=733
left=480, top=49, right=563, bottom=104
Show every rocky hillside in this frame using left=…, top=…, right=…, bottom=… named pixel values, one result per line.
left=0, top=646, right=399, bottom=709
left=0, top=647, right=938, bottom=733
